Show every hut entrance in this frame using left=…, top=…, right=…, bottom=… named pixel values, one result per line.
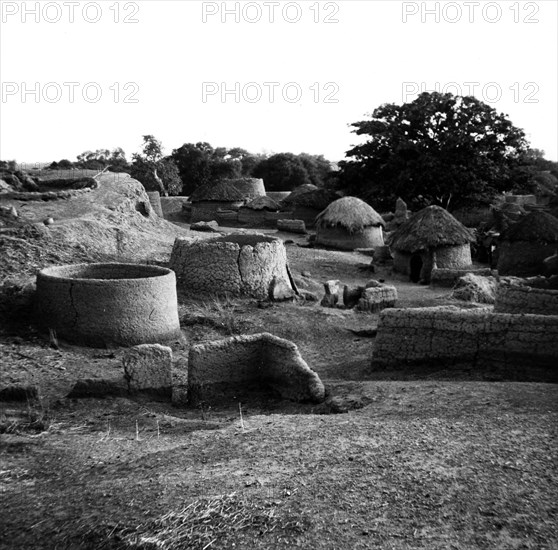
left=410, top=254, right=423, bottom=283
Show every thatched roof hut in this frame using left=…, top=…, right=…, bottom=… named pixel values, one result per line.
left=315, top=197, right=385, bottom=250
left=281, top=184, right=318, bottom=204
left=190, top=181, right=246, bottom=223
left=280, top=186, right=339, bottom=227
left=237, top=196, right=281, bottom=228
left=244, top=195, right=280, bottom=211
left=389, top=205, right=475, bottom=283
left=190, top=181, right=245, bottom=203
left=500, top=211, right=558, bottom=243
left=225, top=177, right=266, bottom=200
left=497, top=211, right=558, bottom=276
left=389, top=206, right=475, bottom=252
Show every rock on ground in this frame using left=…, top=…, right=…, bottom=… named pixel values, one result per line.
left=451, top=273, right=497, bottom=304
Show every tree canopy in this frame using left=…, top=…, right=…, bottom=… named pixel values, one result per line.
left=339, top=92, right=535, bottom=211
left=252, top=152, right=333, bottom=192
left=171, top=143, right=265, bottom=195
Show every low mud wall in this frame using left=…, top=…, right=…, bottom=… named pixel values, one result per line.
left=495, top=282, right=558, bottom=316
left=187, top=333, right=325, bottom=405
left=372, top=306, right=558, bottom=378
left=430, top=267, right=494, bottom=287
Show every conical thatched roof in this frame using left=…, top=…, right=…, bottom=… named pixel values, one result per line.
left=501, top=211, right=558, bottom=243
left=190, top=181, right=246, bottom=203
left=315, top=197, right=385, bottom=233
left=388, top=205, right=475, bottom=252
left=282, top=184, right=318, bottom=204
left=243, top=196, right=280, bottom=211
left=281, top=186, right=338, bottom=210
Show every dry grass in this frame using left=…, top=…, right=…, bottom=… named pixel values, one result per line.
left=120, top=493, right=308, bottom=549
left=0, top=401, right=51, bottom=435
left=184, top=296, right=249, bottom=336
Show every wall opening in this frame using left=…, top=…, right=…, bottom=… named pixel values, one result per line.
left=410, top=254, right=423, bottom=283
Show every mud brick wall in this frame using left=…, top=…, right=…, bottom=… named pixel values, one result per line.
left=277, top=219, right=306, bottom=234
left=358, top=286, right=398, bottom=313
left=430, top=268, right=494, bottom=287
left=495, top=283, right=558, bottom=316
left=372, top=306, right=558, bottom=374
left=187, top=333, right=325, bottom=405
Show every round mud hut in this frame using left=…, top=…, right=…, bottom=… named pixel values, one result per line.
left=280, top=185, right=339, bottom=228
left=389, top=205, right=475, bottom=283
left=315, top=197, right=385, bottom=250
left=238, top=196, right=280, bottom=227
left=189, top=181, right=246, bottom=223
left=496, top=211, right=558, bottom=276
left=169, top=233, right=295, bottom=299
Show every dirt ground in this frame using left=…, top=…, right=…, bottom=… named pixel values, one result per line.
left=1, top=179, right=557, bottom=549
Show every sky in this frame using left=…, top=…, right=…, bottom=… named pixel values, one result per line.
left=1, top=0, right=557, bottom=166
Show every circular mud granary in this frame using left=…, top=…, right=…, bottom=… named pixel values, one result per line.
left=388, top=205, right=475, bottom=284
left=315, top=196, right=385, bottom=250
left=227, top=177, right=266, bottom=200
left=35, top=263, right=181, bottom=347
left=169, top=233, right=294, bottom=299
left=496, top=212, right=558, bottom=276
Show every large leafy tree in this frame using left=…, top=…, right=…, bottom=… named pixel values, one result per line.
left=171, top=142, right=214, bottom=195
left=171, top=143, right=262, bottom=195
left=339, top=92, right=533, bottom=210
left=253, top=153, right=311, bottom=191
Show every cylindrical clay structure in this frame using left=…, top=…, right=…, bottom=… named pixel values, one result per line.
left=35, top=263, right=181, bottom=347
left=170, top=234, right=294, bottom=299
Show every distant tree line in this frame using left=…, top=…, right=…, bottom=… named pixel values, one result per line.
left=45, top=139, right=337, bottom=197
left=41, top=91, right=557, bottom=207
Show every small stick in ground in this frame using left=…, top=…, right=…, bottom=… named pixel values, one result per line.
left=239, top=402, right=245, bottom=432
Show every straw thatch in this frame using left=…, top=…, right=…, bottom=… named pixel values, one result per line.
left=389, top=205, right=475, bottom=253
left=501, top=211, right=558, bottom=243
left=244, top=196, right=280, bottom=211
left=282, top=184, right=318, bottom=203
left=281, top=186, right=338, bottom=210
left=315, top=197, right=385, bottom=234
left=190, top=181, right=246, bottom=203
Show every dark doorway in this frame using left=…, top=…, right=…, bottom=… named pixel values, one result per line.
left=410, top=254, right=423, bottom=283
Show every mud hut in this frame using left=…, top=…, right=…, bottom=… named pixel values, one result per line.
left=280, top=185, right=339, bottom=228
left=315, top=197, right=385, bottom=250
left=189, top=181, right=246, bottom=223
left=496, top=211, right=558, bottom=276
left=389, top=205, right=475, bottom=283
left=238, top=196, right=280, bottom=227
